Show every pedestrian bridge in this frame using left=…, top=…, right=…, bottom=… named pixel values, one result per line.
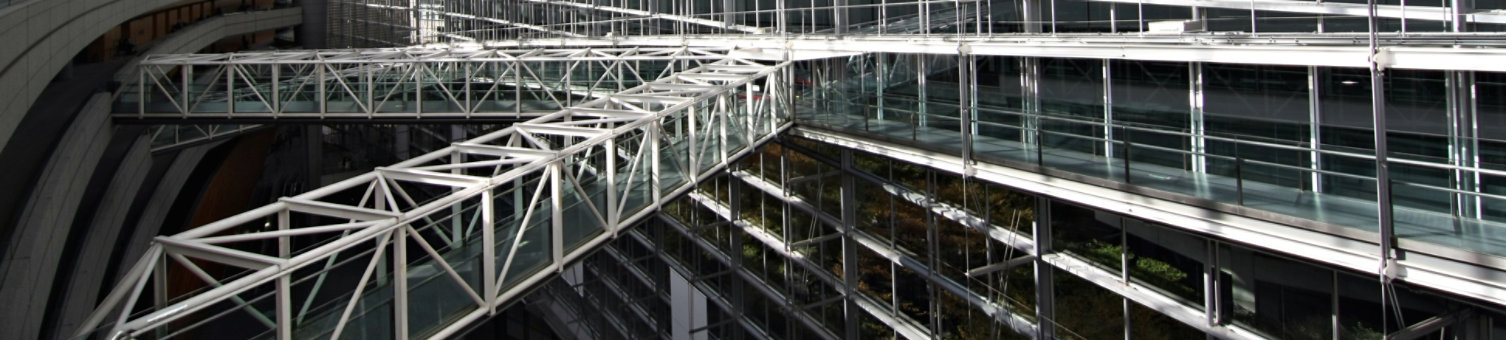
left=77, top=47, right=791, bottom=340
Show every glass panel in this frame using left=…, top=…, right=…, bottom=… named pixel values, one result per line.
left=659, top=115, right=690, bottom=192
left=1053, top=267, right=1124, bottom=339
left=1124, top=219, right=1204, bottom=307
left=560, top=172, right=606, bottom=250
left=856, top=246, right=895, bottom=312
left=404, top=231, right=481, bottom=339
left=893, top=194, right=931, bottom=262
left=497, top=176, right=553, bottom=288
left=936, top=216, right=986, bottom=284
left=1113, top=60, right=1190, bottom=173
left=615, top=129, right=654, bottom=217
left=1051, top=201, right=1122, bottom=272
left=1128, top=300, right=1202, bottom=339
left=985, top=182, right=1034, bottom=235
left=856, top=176, right=893, bottom=242
left=1219, top=243, right=1333, bottom=340
left=894, top=266, right=933, bottom=332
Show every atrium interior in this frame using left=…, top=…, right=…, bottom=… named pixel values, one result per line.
left=3, top=0, right=1506, bottom=339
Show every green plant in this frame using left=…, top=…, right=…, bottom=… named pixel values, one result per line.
left=1134, top=257, right=1187, bottom=282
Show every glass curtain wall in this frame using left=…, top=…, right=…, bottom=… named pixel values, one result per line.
left=325, top=0, right=1505, bottom=46
left=796, top=53, right=1506, bottom=265
left=571, top=136, right=1496, bottom=340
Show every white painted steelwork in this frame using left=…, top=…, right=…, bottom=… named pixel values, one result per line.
left=470, top=35, right=1506, bottom=72
left=117, top=47, right=742, bottom=121
left=76, top=53, right=791, bottom=340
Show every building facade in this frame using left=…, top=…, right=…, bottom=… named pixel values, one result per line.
left=8, top=0, right=1506, bottom=338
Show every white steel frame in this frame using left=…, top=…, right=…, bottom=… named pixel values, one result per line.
left=119, top=47, right=740, bottom=121
left=78, top=53, right=792, bottom=340
left=473, top=35, right=1506, bottom=73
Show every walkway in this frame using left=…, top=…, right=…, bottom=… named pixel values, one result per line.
left=75, top=49, right=791, bottom=340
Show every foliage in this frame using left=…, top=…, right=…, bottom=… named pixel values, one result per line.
left=1134, top=257, right=1186, bottom=283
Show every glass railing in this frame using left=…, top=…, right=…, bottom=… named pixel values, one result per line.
left=798, top=96, right=1506, bottom=259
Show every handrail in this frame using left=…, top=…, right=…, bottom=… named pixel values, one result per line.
left=865, top=96, right=1506, bottom=179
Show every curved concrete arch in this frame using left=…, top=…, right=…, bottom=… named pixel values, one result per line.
left=0, top=7, right=302, bottom=340
left=0, top=0, right=201, bottom=154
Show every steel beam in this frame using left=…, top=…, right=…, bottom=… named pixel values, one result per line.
left=80, top=55, right=792, bottom=339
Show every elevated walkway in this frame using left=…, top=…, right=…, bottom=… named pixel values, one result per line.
left=76, top=48, right=791, bottom=340
left=112, top=47, right=735, bottom=123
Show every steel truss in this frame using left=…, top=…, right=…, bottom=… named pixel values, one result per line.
left=116, top=47, right=742, bottom=122
left=78, top=54, right=792, bottom=340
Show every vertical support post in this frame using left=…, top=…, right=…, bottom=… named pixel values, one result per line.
left=277, top=210, right=291, bottom=258
left=959, top=50, right=975, bottom=172
left=365, top=65, right=374, bottom=117
left=514, top=62, right=523, bottom=116
left=1308, top=66, right=1325, bottom=192
left=1236, top=158, right=1245, bottom=205
left=414, top=64, right=423, bottom=117
left=833, top=0, right=848, bottom=34
left=1110, top=4, right=1118, bottom=33
left=652, top=122, right=663, bottom=204
left=138, top=68, right=147, bottom=118
left=1190, top=62, right=1207, bottom=174
left=465, top=63, right=473, bottom=117
left=182, top=65, right=191, bottom=117
left=689, top=106, right=700, bottom=179
left=925, top=172, right=940, bottom=333
left=149, top=253, right=168, bottom=339
left=1033, top=196, right=1055, bottom=339
left=551, top=163, right=565, bottom=265
left=606, top=140, right=620, bottom=229
left=1023, top=58, right=1042, bottom=152
left=450, top=147, right=464, bottom=248
left=876, top=54, right=887, bottom=122
left=482, top=189, right=497, bottom=312
left=1331, top=271, right=1341, bottom=339
left=1023, top=0, right=1042, bottom=33
left=1447, top=71, right=1481, bottom=233
left=1204, top=240, right=1220, bottom=327
left=917, top=57, right=929, bottom=128
left=272, top=65, right=280, bottom=114
left=1124, top=140, right=1133, bottom=184
left=1367, top=0, right=1399, bottom=332
left=1451, top=0, right=1473, bottom=32
left=394, top=227, right=409, bottom=340
left=745, top=81, right=756, bottom=145
left=775, top=0, right=787, bottom=34
left=719, top=94, right=729, bottom=166
left=152, top=254, right=168, bottom=310
left=276, top=275, right=292, bottom=340
left=1103, top=60, right=1115, bottom=158
left=318, top=65, right=327, bottom=116
left=839, top=149, right=862, bottom=340
left=1119, top=219, right=1131, bottom=340
left=227, top=66, right=236, bottom=117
